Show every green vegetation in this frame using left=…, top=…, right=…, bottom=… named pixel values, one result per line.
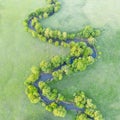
left=25, top=85, right=40, bottom=103
left=23, top=0, right=103, bottom=119
left=1, top=0, right=120, bottom=120
left=45, top=102, right=67, bottom=117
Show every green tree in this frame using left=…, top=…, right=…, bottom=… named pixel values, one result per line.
left=54, top=41, right=59, bottom=46
left=40, top=60, right=51, bottom=72
left=32, top=31, right=38, bottom=38
left=62, top=32, right=67, bottom=40
left=25, top=85, right=40, bottom=104
left=83, top=47, right=93, bottom=57
left=73, top=91, right=86, bottom=108
left=76, top=113, right=88, bottom=120
left=51, top=56, right=62, bottom=68
left=48, top=39, right=53, bottom=44
left=43, top=12, right=49, bottom=18
left=88, top=37, right=96, bottom=45
left=53, top=106, right=67, bottom=117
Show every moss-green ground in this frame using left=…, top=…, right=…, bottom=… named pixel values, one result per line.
left=0, top=0, right=120, bottom=120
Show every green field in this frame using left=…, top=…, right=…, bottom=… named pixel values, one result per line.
left=0, top=0, right=120, bottom=120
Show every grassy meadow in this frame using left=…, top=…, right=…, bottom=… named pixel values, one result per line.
left=0, top=0, right=120, bottom=120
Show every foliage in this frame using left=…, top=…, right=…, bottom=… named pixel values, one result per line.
left=73, top=91, right=86, bottom=108
left=52, top=69, right=63, bottom=80
left=83, top=47, right=93, bottom=57
left=71, top=58, right=87, bottom=72
left=40, top=60, right=51, bottom=72
left=51, top=56, right=63, bottom=68
left=23, top=0, right=103, bottom=119
left=43, top=12, right=49, bottom=18
left=76, top=113, right=88, bottom=120
left=25, top=85, right=40, bottom=103
left=24, top=66, right=40, bottom=85
left=53, top=105, right=67, bottom=117
left=39, top=81, right=58, bottom=100
left=46, top=102, right=66, bottom=117
left=88, top=37, right=96, bottom=45
left=79, top=26, right=101, bottom=38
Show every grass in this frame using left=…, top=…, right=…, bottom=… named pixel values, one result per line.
left=0, top=0, right=120, bottom=120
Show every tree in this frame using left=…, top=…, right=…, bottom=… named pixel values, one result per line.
left=53, top=106, right=67, bottom=117
left=32, top=31, right=38, bottom=38
left=85, top=99, right=96, bottom=109
left=62, top=32, right=67, bottom=40
left=43, top=12, right=49, bottom=18
left=39, top=81, right=46, bottom=89
left=34, top=23, right=42, bottom=32
left=46, top=0, right=53, bottom=4
left=76, top=113, right=88, bottom=120
left=57, top=93, right=65, bottom=101
left=61, top=42, right=69, bottom=47
left=54, top=41, right=59, bottom=46
left=73, top=91, right=86, bottom=108
left=44, top=28, right=50, bottom=38
left=41, top=36, right=47, bottom=42
left=61, top=65, right=70, bottom=75
left=40, top=60, right=51, bottom=72
left=68, top=33, right=76, bottom=39
left=25, top=85, right=40, bottom=104
left=70, top=43, right=84, bottom=57
left=51, top=56, right=62, bottom=68
left=31, top=66, right=39, bottom=75
left=53, top=30, right=58, bottom=39
left=86, top=56, right=94, bottom=65
left=52, top=70, right=63, bottom=80
left=57, top=31, right=62, bottom=39
left=48, top=39, right=53, bottom=44
left=83, top=47, right=93, bottom=57
left=88, top=37, right=96, bottom=45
